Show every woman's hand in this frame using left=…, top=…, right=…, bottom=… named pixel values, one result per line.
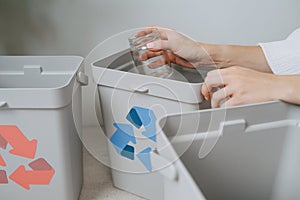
left=137, top=26, right=215, bottom=68
left=137, top=26, right=272, bottom=72
left=201, top=66, right=286, bottom=108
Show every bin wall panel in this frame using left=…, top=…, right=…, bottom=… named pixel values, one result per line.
left=159, top=101, right=300, bottom=200
left=98, top=85, right=200, bottom=199
left=0, top=106, right=82, bottom=200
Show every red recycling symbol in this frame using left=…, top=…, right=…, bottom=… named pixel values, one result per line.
left=0, top=125, right=55, bottom=190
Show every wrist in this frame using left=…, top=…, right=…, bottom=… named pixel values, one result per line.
left=199, top=43, right=232, bottom=68
left=272, top=75, right=293, bottom=102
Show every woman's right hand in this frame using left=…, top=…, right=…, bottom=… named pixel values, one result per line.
left=137, top=26, right=215, bottom=69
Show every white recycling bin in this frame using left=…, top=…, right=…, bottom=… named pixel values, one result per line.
left=91, top=49, right=211, bottom=199
left=0, top=56, right=87, bottom=200
left=157, top=101, right=300, bottom=200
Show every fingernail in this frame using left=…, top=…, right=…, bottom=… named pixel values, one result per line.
left=147, top=42, right=154, bottom=48
left=148, top=63, right=156, bottom=68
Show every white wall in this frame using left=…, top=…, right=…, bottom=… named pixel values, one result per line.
left=1, top=0, right=300, bottom=126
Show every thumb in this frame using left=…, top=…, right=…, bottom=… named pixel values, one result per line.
left=147, top=40, right=170, bottom=51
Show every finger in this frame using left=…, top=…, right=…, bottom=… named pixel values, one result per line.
left=135, top=29, right=153, bottom=37
left=206, top=69, right=227, bottom=80
left=156, top=27, right=175, bottom=40
left=211, top=87, right=232, bottom=108
left=167, top=51, right=194, bottom=69
left=135, top=26, right=157, bottom=37
left=146, top=26, right=172, bottom=40
left=141, top=50, right=194, bottom=69
left=204, top=69, right=227, bottom=93
left=204, top=78, right=225, bottom=96
left=136, top=26, right=176, bottom=41
left=135, top=26, right=168, bottom=40
left=207, top=67, right=235, bottom=78
left=148, top=58, right=167, bottom=68
left=140, top=51, right=164, bottom=61
left=201, top=83, right=210, bottom=100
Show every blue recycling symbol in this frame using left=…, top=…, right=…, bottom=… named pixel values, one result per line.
left=109, top=106, right=157, bottom=171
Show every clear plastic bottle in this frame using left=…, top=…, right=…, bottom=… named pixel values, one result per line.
left=128, top=29, right=172, bottom=78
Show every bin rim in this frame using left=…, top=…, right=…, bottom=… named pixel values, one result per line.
left=0, top=55, right=83, bottom=90
left=0, top=56, right=84, bottom=109
left=91, top=51, right=204, bottom=104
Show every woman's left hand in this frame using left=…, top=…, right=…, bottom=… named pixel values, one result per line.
left=201, top=66, right=284, bottom=108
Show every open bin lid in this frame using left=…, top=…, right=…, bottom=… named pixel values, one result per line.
left=0, top=56, right=83, bottom=109
left=92, top=49, right=213, bottom=104
left=157, top=101, right=300, bottom=199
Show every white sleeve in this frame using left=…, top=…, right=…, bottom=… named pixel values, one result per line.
left=258, top=28, right=300, bottom=75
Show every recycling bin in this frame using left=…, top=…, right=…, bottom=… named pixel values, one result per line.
left=0, top=56, right=87, bottom=200
left=157, top=101, right=300, bottom=200
left=91, top=49, right=211, bottom=199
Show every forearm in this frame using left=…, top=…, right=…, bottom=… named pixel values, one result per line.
left=201, top=43, right=273, bottom=73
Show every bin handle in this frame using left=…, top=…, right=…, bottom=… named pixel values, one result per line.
left=245, top=119, right=300, bottom=132
left=170, top=119, right=300, bottom=144
left=0, top=101, right=7, bottom=108
left=133, top=87, right=149, bottom=94
left=76, top=71, right=89, bottom=86
left=220, top=119, right=300, bottom=133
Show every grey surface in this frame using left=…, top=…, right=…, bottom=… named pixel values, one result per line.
left=2, top=0, right=299, bottom=127
left=79, top=148, right=144, bottom=200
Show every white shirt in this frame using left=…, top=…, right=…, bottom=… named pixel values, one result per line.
left=259, top=28, right=300, bottom=75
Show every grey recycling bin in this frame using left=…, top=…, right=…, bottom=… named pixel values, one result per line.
left=92, top=49, right=211, bottom=199
left=0, top=56, right=87, bottom=200
left=158, top=101, right=300, bottom=200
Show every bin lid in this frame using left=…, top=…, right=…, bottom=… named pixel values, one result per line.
left=92, top=49, right=211, bottom=104
left=0, top=56, right=83, bottom=109
left=158, top=101, right=300, bottom=200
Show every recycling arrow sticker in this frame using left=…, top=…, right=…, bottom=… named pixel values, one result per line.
left=0, top=125, right=55, bottom=190
left=0, top=126, right=37, bottom=159
left=110, top=106, right=157, bottom=171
